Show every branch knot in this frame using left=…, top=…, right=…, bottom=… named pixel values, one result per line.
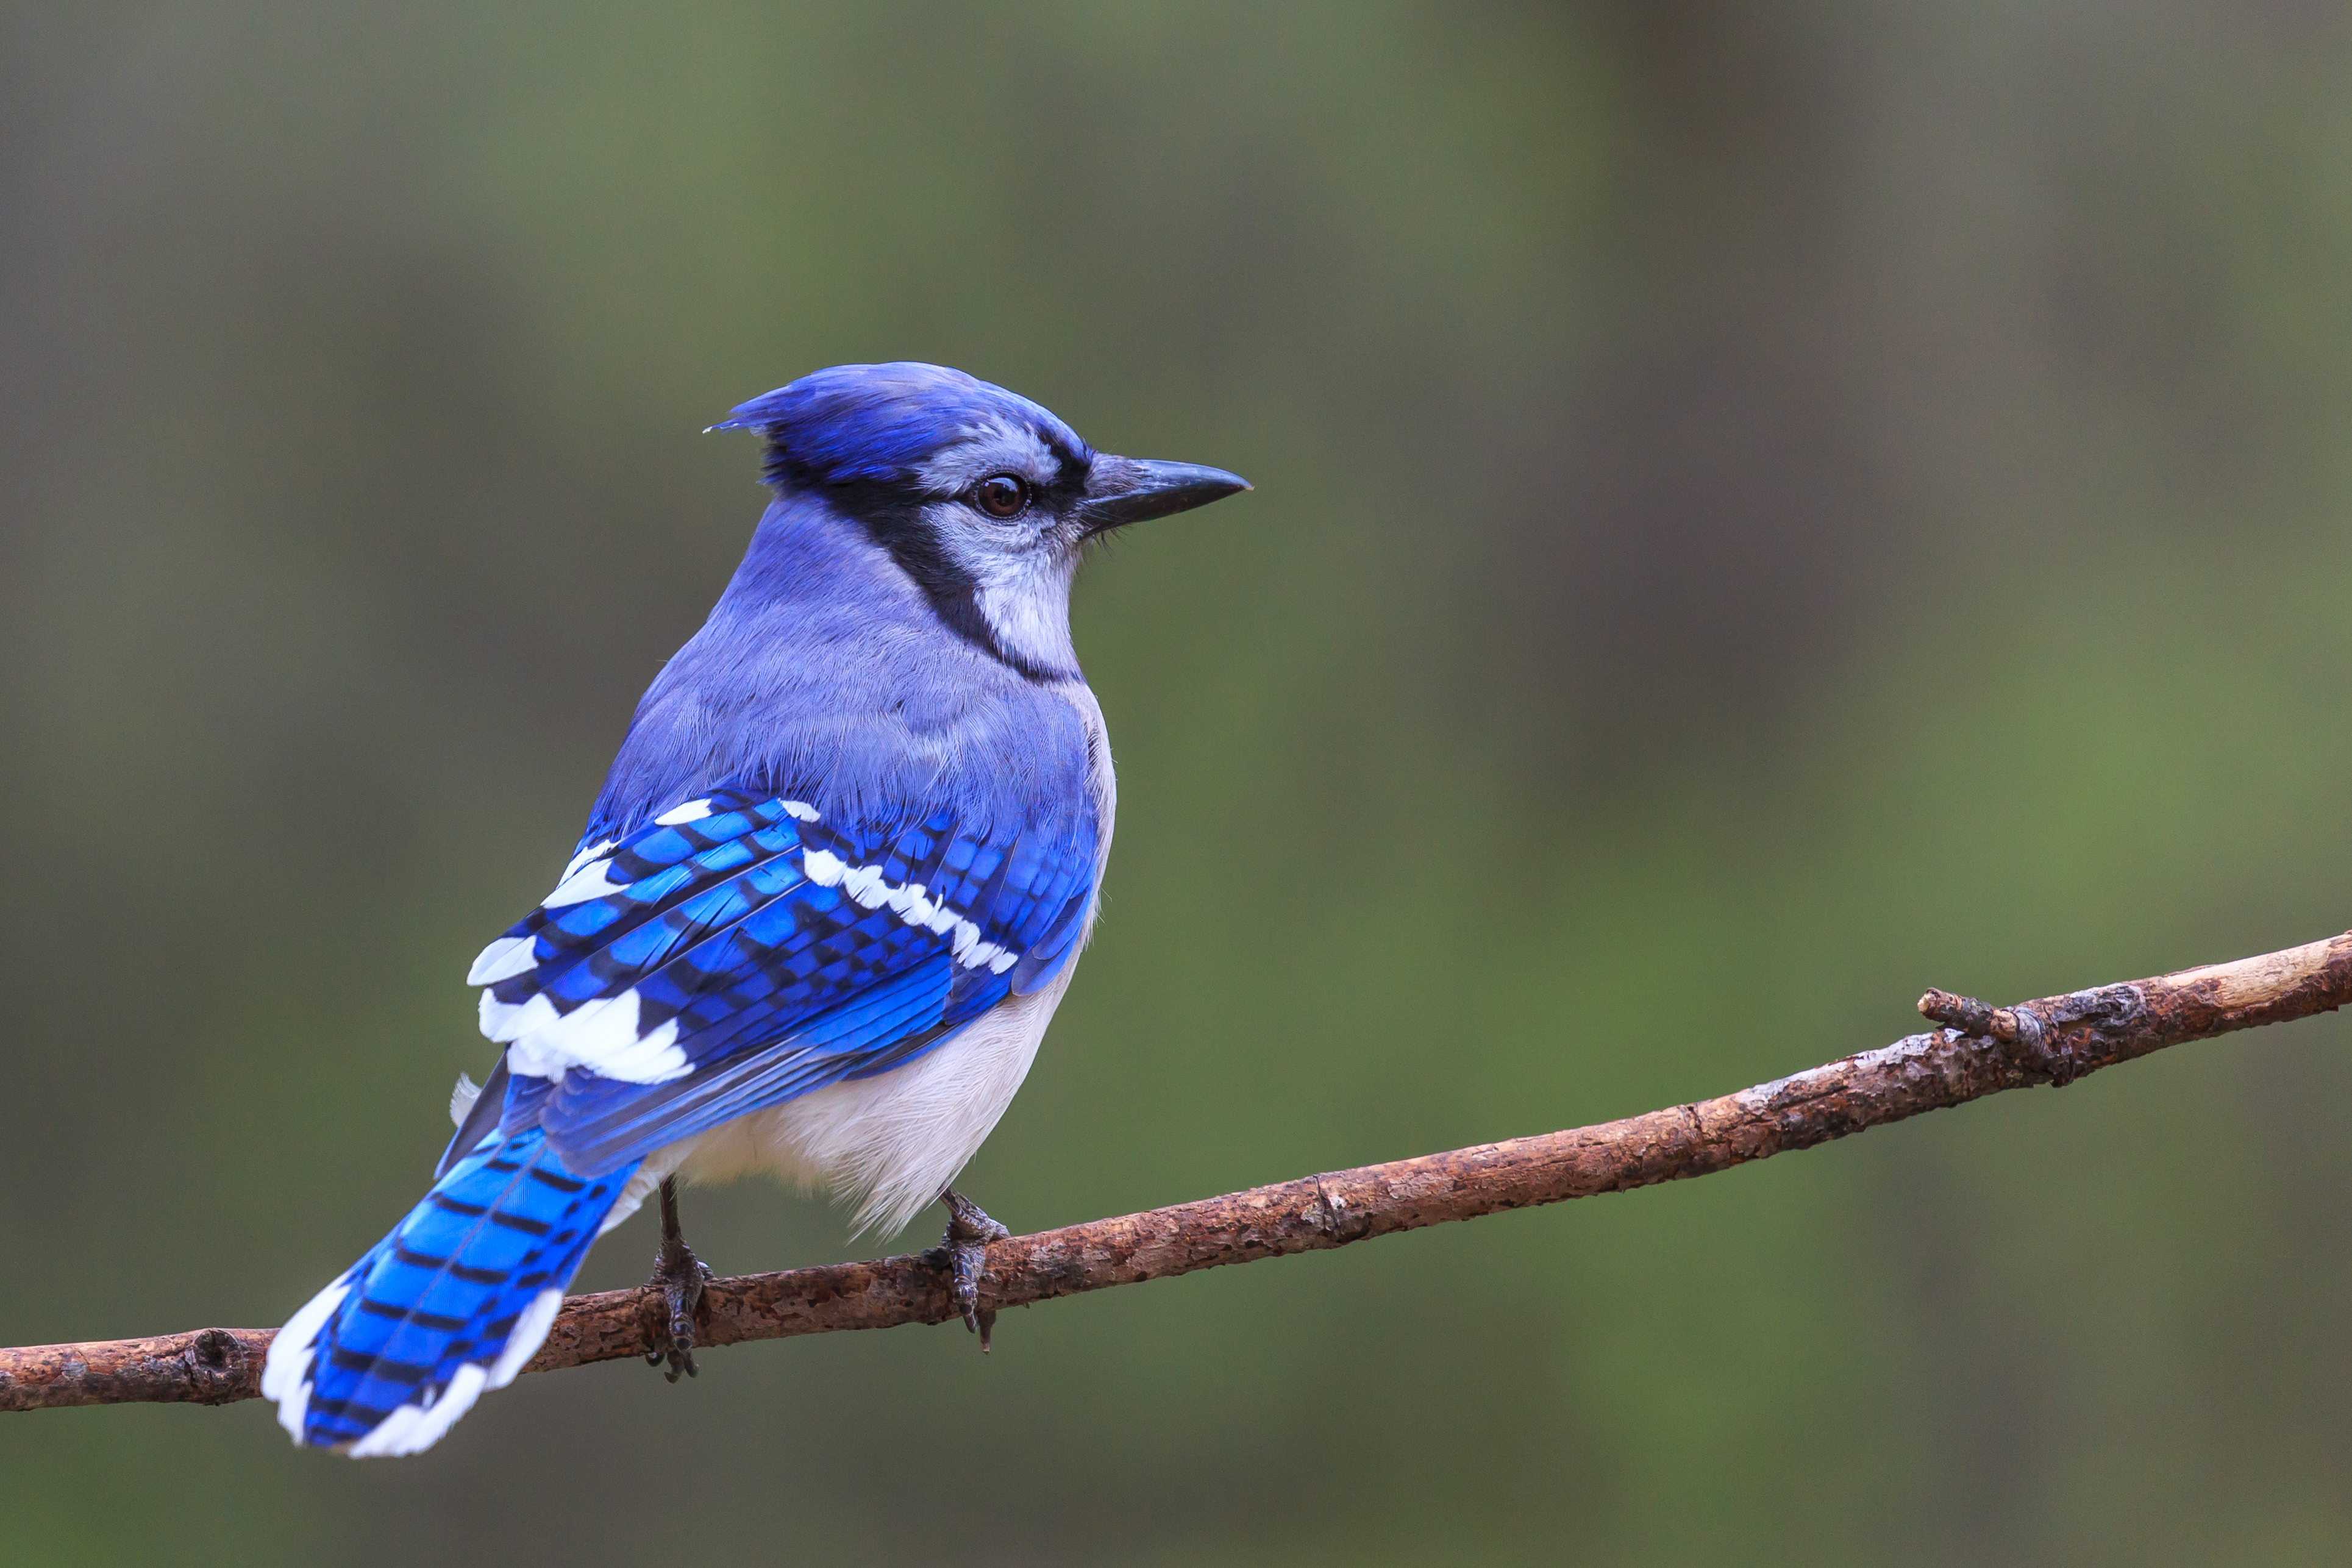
left=1917, top=982, right=2151, bottom=1086
left=180, top=1328, right=251, bottom=1403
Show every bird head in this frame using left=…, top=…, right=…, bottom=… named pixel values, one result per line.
left=712, top=362, right=1248, bottom=680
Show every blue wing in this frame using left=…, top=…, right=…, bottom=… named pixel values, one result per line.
left=455, top=786, right=1096, bottom=1177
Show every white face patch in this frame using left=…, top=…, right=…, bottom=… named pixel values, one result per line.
left=918, top=496, right=1082, bottom=676
left=912, top=419, right=1061, bottom=496
left=907, top=422, right=1089, bottom=676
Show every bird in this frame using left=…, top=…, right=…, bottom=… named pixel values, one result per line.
left=260, top=361, right=1248, bottom=1455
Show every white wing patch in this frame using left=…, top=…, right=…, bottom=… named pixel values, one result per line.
left=466, top=935, right=538, bottom=986
left=480, top=988, right=558, bottom=1046
left=448, top=1072, right=482, bottom=1127
left=544, top=857, right=628, bottom=909
left=802, top=845, right=1017, bottom=974
left=463, top=837, right=627, bottom=984
left=492, top=990, right=688, bottom=1084
left=561, top=838, right=616, bottom=881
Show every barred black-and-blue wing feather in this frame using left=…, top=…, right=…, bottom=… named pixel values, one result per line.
left=460, top=786, right=1097, bottom=1173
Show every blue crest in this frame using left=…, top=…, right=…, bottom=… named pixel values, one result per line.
left=711, top=362, right=1094, bottom=486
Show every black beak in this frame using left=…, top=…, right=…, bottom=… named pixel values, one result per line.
left=1078, top=457, right=1251, bottom=535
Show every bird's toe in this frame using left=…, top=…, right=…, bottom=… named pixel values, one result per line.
left=933, top=1189, right=1010, bottom=1351
left=644, top=1246, right=714, bottom=1382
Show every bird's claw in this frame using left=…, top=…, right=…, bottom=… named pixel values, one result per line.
left=933, top=1189, right=1008, bottom=1352
left=644, top=1245, right=715, bottom=1383
left=644, top=1176, right=715, bottom=1383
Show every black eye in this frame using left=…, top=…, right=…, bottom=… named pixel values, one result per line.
left=972, top=474, right=1030, bottom=519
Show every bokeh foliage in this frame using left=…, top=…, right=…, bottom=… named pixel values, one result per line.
left=6, top=2, right=2352, bottom=1562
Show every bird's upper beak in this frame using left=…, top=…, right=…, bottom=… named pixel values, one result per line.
left=1078, top=457, right=1251, bottom=535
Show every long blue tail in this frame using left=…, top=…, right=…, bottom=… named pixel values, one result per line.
left=262, top=1128, right=636, bottom=1454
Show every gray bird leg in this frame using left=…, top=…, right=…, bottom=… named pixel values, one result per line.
left=644, top=1177, right=715, bottom=1383
left=933, top=1189, right=1010, bottom=1350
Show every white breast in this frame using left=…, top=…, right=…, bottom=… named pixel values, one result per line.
left=603, top=682, right=1116, bottom=1240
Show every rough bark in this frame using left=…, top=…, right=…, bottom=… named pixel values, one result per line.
left=7, top=930, right=2350, bottom=1415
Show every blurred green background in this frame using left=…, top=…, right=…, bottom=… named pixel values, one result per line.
left=7, top=2, right=2352, bottom=1562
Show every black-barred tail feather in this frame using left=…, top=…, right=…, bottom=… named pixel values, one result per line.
left=262, top=1128, right=635, bottom=1455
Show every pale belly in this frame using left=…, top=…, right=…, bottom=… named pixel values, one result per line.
left=600, top=681, right=1116, bottom=1241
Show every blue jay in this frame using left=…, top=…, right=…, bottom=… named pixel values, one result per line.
left=262, top=362, right=1248, bottom=1455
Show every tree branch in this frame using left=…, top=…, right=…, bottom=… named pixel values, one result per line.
left=9, top=930, right=2351, bottom=1415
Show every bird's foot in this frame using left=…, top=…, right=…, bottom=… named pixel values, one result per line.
left=931, top=1189, right=1009, bottom=1352
left=643, top=1177, right=715, bottom=1383
left=643, top=1239, right=715, bottom=1383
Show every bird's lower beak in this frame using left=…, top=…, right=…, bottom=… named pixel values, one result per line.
left=1078, top=457, right=1251, bottom=535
